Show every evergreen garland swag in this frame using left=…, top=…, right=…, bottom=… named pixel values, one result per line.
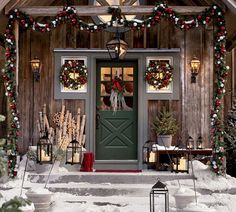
left=3, top=2, right=230, bottom=176
left=145, top=62, right=173, bottom=89
left=59, top=61, right=88, bottom=89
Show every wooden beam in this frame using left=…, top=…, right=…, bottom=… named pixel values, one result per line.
left=5, top=0, right=32, bottom=14
left=10, top=5, right=209, bottom=16
left=0, top=0, right=11, bottom=11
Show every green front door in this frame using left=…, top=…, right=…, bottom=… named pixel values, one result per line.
left=96, top=60, right=138, bottom=160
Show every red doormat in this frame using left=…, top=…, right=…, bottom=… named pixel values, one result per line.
left=95, top=170, right=142, bottom=173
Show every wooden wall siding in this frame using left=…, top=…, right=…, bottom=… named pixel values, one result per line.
left=182, top=26, right=213, bottom=148
left=15, top=15, right=217, bottom=152
left=224, top=50, right=234, bottom=118
left=18, top=25, right=85, bottom=152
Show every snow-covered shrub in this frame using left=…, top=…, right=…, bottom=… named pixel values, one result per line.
left=0, top=196, right=31, bottom=211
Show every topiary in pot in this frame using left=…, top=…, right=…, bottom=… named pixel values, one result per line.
left=152, top=109, right=178, bottom=147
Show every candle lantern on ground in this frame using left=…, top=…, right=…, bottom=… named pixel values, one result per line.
left=143, top=140, right=156, bottom=167
left=197, top=136, right=203, bottom=149
left=187, top=136, right=194, bottom=149
left=171, top=151, right=189, bottom=173
left=36, top=136, right=53, bottom=164
left=66, top=139, right=82, bottom=165
left=150, top=180, right=169, bottom=212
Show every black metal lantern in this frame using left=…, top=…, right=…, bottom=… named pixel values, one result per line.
left=143, top=140, right=157, bottom=169
left=190, top=56, right=200, bottom=83
left=197, top=136, right=203, bottom=149
left=150, top=180, right=169, bottom=212
left=171, top=151, right=189, bottom=173
left=36, top=137, right=53, bottom=164
left=187, top=136, right=194, bottom=149
left=106, top=30, right=128, bottom=61
left=30, top=57, right=42, bottom=81
left=66, top=139, right=82, bottom=165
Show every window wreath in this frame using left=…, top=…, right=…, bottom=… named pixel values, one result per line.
left=145, top=62, right=173, bottom=89
left=59, top=61, right=88, bottom=90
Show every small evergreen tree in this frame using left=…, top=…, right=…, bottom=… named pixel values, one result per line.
left=224, top=100, right=236, bottom=177
left=152, top=109, right=178, bottom=135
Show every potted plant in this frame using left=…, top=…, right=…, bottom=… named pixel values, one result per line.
left=152, top=109, right=178, bottom=147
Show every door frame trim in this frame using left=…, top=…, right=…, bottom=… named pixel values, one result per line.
left=90, top=55, right=144, bottom=169
left=54, top=48, right=180, bottom=170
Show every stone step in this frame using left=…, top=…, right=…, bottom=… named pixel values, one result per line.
left=27, top=171, right=194, bottom=185
left=24, top=183, right=152, bottom=197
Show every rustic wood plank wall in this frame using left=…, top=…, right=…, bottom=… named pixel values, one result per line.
left=16, top=14, right=217, bottom=152
left=18, top=24, right=85, bottom=152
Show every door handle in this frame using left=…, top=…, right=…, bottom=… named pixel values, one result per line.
left=96, top=113, right=100, bottom=129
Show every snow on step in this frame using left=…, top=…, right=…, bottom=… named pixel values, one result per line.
left=27, top=171, right=193, bottom=184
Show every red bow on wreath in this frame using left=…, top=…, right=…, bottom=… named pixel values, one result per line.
left=112, top=76, right=123, bottom=93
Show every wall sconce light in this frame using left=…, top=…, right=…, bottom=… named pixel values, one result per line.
left=106, top=30, right=128, bottom=61
left=30, top=57, right=42, bottom=81
left=190, top=56, right=200, bottom=83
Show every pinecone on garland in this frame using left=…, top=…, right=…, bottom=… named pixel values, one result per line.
left=224, top=97, right=236, bottom=177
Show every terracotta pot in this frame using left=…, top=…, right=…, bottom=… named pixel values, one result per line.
left=157, top=135, right=172, bottom=147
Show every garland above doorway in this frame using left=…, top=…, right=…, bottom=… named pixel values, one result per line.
left=3, top=2, right=229, bottom=176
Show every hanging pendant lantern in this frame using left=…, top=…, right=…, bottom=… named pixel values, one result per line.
left=106, top=31, right=128, bottom=61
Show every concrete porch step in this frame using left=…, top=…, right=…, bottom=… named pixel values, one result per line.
left=24, top=182, right=152, bottom=197
left=27, top=170, right=194, bottom=185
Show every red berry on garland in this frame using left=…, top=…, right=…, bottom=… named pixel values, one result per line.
left=72, top=19, right=77, bottom=24
left=10, top=103, right=16, bottom=109
left=215, top=100, right=221, bottom=107
left=20, top=20, right=25, bottom=25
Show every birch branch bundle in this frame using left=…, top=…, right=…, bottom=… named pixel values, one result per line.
left=55, top=106, right=86, bottom=150
left=37, top=104, right=54, bottom=143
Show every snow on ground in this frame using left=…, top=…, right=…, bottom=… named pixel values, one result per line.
left=1, top=160, right=236, bottom=211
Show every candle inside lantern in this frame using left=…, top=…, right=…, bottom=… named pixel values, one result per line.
left=149, top=151, right=156, bottom=162
left=43, top=154, right=50, bottom=161
left=178, top=157, right=187, bottom=170
left=39, top=149, right=45, bottom=160
left=73, top=153, right=80, bottom=163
